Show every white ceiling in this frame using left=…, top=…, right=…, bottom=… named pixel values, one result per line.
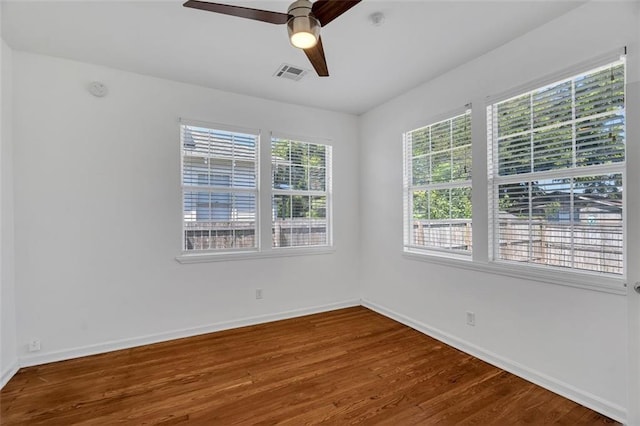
left=1, top=0, right=583, bottom=115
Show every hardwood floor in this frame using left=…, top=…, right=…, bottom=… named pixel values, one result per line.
left=1, top=307, right=617, bottom=425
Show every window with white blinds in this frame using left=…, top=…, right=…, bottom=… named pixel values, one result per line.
left=488, top=58, right=625, bottom=275
left=181, top=122, right=258, bottom=252
left=272, top=137, right=331, bottom=248
left=403, top=110, right=472, bottom=254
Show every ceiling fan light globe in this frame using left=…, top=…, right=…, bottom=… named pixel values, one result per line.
left=290, top=31, right=318, bottom=49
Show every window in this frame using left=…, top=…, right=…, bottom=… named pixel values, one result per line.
left=271, top=137, right=331, bottom=248
left=181, top=122, right=259, bottom=252
left=488, top=58, right=625, bottom=276
left=403, top=110, right=472, bottom=255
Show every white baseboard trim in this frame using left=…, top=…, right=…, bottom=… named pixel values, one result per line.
left=361, top=299, right=627, bottom=424
left=1, top=360, right=19, bottom=390
left=19, top=299, right=361, bottom=368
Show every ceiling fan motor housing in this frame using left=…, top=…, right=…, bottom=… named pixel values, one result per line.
left=287, top=0, right=320, bottom=49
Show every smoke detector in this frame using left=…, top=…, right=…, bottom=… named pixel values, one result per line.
left=88, top=81, right=108, bottom=97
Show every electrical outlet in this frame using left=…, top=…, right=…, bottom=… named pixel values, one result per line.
left=466, top=312, right=475, bottom=326
left=255, top=288, right=263, bottom=299
left=28, top=339, right=41, bottom=352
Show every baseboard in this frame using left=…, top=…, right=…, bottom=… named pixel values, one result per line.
left=13, top=298, right=627, bottom=423
left=361, top=299, right=627, bottom=424
left=1, top=360, right=19, bottom=390
left=19, top=299, right=361, bottom=368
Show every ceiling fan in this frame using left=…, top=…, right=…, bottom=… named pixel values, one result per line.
left=183, top=0, right=362, bottom=77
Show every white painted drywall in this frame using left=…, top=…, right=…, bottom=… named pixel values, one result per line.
left=625, top=2, right=640, bottom=423
left=11, top=52, right=360, bottom=364
left=359, top=2, right=637, bottom=421
left=1, top=34, right=18, bottom=384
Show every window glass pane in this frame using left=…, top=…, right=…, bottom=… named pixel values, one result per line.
left=532, top=81, right=572, bottom=128
left=497, top=94, right=530, bottom=137
left=411, top=128, right=429, bottom=157
left=451, top=187, right=472, bottom=220
left=576, top=113, right=625, bottom=167
left=573, top=174, right=623, bottom=274
left=452, top=114, right=471, bottom=148
left=490, top=59, right=625, bottom=276
left=290, top=142, right=308, bottom=165
left=575, top=64, right=625, bottom=119
left=404, top=110, right=472, bottom=254
left=498, top=133, right=531, bottom=176
left=272, top=195, right=328, bottom=248
left=532, top=125, right=572, bottom=172
left=310, top=196, right=328, bottom=246
left=308, top=144, right=326, bottom=166
left=428, top=189, right=450, bottom=220
left=181, top=124, right=258, bottom=252
left=273, top=163, right=290, bottom=189
left=497, top=183, right=531, bottom=262
left=271, top=138, right=331, bottom=248
left=309, top=167, right=326, bottom=191
left=182, top=190, right=256, bottom=251
left=412, top=156, right=430, bottom=186
left=290, top=165, right=308, bottom=190
left=430, top=121, right=451, bottom=153
left=430, top=152, right=451, bottom=183
left=451, top=187, right=472, bottom=251
left=452, top=147, right=472, bottom=181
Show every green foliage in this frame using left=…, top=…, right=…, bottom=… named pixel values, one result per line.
left=543, top=201, right=561, bottom=219
left=413, top=187, right=471, bottom=220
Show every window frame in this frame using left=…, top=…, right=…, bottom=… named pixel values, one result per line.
left=486, top=55, right=627, bottom=282
left=402, top=50, right=627, bottom=295
left=176, top=122, right=335, bottom=263
left=403, top=107, right=473, bottom=259
left=179, top=119, right=261, bottom=256
left=270, top=132, right=333, bottom=250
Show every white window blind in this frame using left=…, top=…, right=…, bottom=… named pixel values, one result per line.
left=403, top=110, right=472, bottom=254
left=488, top=58, right=625, bottom=275
left=181, top=122, right=259, bottom=252
left=271, top=137, right=331, bottom=248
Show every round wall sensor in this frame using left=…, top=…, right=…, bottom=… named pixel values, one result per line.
left=88, top=81, right=108, bottom=97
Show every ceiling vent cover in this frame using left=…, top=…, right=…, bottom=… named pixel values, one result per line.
left=274, top=64, right=308, bottom=81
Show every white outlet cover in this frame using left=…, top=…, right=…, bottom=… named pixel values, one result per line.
left=466, top=312, right=476, bottom=326
left=28, top=339, right=41, bottom=352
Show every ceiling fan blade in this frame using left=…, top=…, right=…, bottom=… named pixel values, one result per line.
left=183, top=1, right=290, bottom=25
left=304, top=37, right=329, bottom=77
left=311, top=0, right=361, bottom=27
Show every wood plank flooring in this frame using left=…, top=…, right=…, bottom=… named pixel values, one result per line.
left=0, top=306, right=617, bottom=424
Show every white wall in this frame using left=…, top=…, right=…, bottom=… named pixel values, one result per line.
left=11, top=52, right=360, bottom=366
left=359, top=2, right=637, bottom=422
left=625, top=2, right=640, bottom=423
left=1, top=31, right=18, bottom=386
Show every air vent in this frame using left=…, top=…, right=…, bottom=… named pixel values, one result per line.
left=273, top=64, right=308, bottom=82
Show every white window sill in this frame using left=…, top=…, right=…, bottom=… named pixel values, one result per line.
left=176, top=247, right=335, bottom=264
left=403, top=250, right=627, bottom=295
